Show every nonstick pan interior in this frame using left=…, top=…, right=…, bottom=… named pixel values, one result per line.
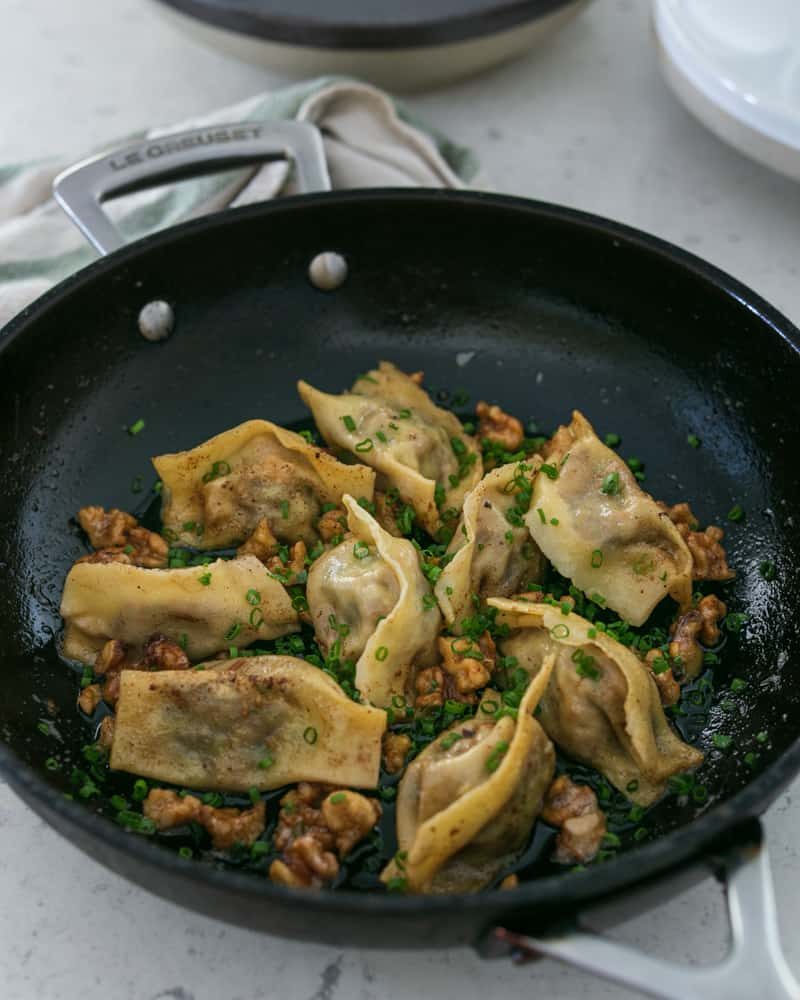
left=1, top=190, right=799, bottom=946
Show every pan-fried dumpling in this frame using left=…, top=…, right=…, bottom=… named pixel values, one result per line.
left=381, top=657, right=556, bottom=894
left=153, top=420, right=375, bottom=550
left=297, top=362, right=482, bottom=535
left=526, top=411, right=692, bottom=627
left=489, top=598, right=703, bottom=805
left=60, top=555, right=298, bottom=662
left=110, top=656, right=386, bottom=791
left=435, top=460, right=547, bottom=628
left=306, top=494, right=440, bottom=707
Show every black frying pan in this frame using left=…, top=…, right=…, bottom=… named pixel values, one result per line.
left=1, top=122, right=799, bottom=999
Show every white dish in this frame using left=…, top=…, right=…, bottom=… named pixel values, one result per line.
left=148, top=0, right=589, bottom=93
left=654, top=0, right=800, bottom=181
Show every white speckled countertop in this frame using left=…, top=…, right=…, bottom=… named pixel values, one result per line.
left=1, top=1, right=799, bottom=997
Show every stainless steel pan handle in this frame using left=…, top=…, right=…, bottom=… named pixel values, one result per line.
left=481, top=820, right=799, bottom=1000
left=53, top=121, right=331, bottom=256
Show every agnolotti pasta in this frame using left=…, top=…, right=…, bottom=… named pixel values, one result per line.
left=110, top=656, right=387, bottom=791
left=381, top=657, right=555, bottom=894
left=489, top=598, right=703, bottom=805
left=153, top=420, right=375, bottom=550
left=435, top=460, right=547, bottom=628
left=526, top=411, right=693, bottom=627
left=297, top=362, right=482, bottom=535
left=306, top=494, right=440, bottom=708
left=60, top=555, right=298, bottom=662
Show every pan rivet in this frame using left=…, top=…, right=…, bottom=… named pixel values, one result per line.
left=138, top=300, right=174, bottom=342
left=309, top=252, right=348, bottom=292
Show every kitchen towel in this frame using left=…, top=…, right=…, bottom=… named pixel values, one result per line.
left=0, top=77, right=485, bottom=330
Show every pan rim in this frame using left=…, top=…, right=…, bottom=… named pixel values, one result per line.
left=1, top=187, right=799, bottom=923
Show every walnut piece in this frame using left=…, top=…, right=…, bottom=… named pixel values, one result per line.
left=142, top=633, right=191, bottom=672
left=94, top=639, right=127, bottom=676
left=78, top=506, right=138, bottom=548
left=76, top=506, right=168, bottom=568
left=321, top=790, right=382, bottom=857
left=669, top=594, right=727, bottom=681
left=317, top=506, right=347, bottom=543
left=94, top=634, right=189, bottom=706
left=237, top=517, right=279, bottom=561
left=143, top=789, right=265, bottom=850
left=373, top=491, right=403, bottom=538
left=476, top=401, right=524, bottom=452
left=77, top=683, right=102, bottom=715
left=439, top=632, right=496, bottom=697
left=644, top=650, right=681, bottom=707
left=499, top=873, right=519, bottom=891
left=382, top=732, right=412, bottom=775
left=265, top=540, right=308, bottom=584
left=542, top=775, right=607, bottom=866
left=414, top=665, right=446, bottom=710
left=659, top=502, right=734, bottom=581
left=269, top=782, right=380, bottom=889
left=97, top=715, right=115, bottom=751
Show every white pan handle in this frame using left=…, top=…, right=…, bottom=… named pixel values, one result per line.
left=53, top=121, right=331, bottom=256
left=480, top=821, right=799, bottom=1000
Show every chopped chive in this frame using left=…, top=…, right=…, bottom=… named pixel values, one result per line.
left=132, top=779, right=148, bottom=801
left=246, top=588, right=261, bottom=606
left=258, top=754, right=274, bottom=769
left=397, top=408, right=412, bottom=419
left=486, top=740, right=510, bottom=773
left=203, top=459, right=231, bottom=483
left=756, top=730, right=769, bottom=744
left=375, top=646, right=389, bottom=661
left=355, top=438, right=373, bottom=453
left=279, top=499, right=290, bottom=520
left=249, top=607, right=264, bottom=627
left=179, top=846, right=193, bottom=859
left=540, top=463, right=559, bottom=480
left=730, top=677, right=747, bottom=693
left=591, top=548, right=604, bottom=568
left=727, top=504, right=745, bottom=523
left=550, top=624, right=570, bottom=639
left=600, top=471, right=620, bottom=495
left=224, top=622, right=242, bottom=641
left=198, top=572, right=212, bottom=586
left=45, top=757, right=60, bottom=771
left=127, top=418, right=145, bottom=436
left=712, top=733, right=733, bottom=750
left=536, top=507, right=546, bottom=524
left=303, top=726, right=318, bottom=745
left=687, top=433, right=701, bottom=448
left=604, top=432, right=621, bottom=447
left=115, top=811, right=156, bottom=834
left=329, top=792, right=347, bottom=804
left=759, top=560, right=776, bottom=581
left=353, top=541, right=370, bottom=560
left=550, top=517, right=559, bottom=526
left=342, top=415, right=356, bottom=432
left=440, top=732, right=462, bottom=751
